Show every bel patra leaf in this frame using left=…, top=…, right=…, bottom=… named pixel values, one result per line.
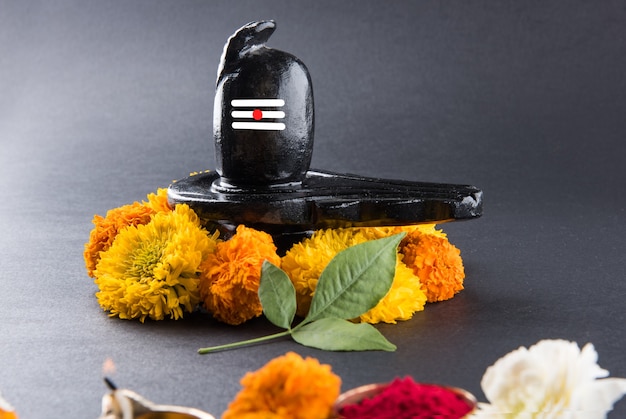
left=258, top=261, right=296, bottom=330
left=292, top=317, right=397, bottom=351
left=304, top=233, right=405, bottom=323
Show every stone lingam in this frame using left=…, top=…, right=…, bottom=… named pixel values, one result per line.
left=168, top=20, right=482, bottom=247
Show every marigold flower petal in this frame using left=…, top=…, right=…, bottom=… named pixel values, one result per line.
left=84, top=202, right=155, bottom=277
left=84, top=189, right=173, bottom=278
left=145, top=187, right=173, bottom=213
left=353, top=223, right=447, bottom=240
left=222, top=352, right=341, bottom=419
left=400, top=230, right=465, bottom=302
left=199, top=225, right=280, bottom=325
left=93, top=204, right=218, bottom=322
left=360, top=258, right=427, bottom=324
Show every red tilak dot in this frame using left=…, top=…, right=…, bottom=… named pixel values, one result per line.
left=252, top=109, right=263, bottom=120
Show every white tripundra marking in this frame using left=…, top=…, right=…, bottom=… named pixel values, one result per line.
left=231, top=110, right=285, bottom=119
left=231, top=99, right=285, bottom=107
left=231, top=99, right=286, bottom=131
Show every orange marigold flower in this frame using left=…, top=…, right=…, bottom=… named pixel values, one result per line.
left=400, top=230, right=465, bottom=302
left=83, top=202, right=154, bottom=277
left=199, top=225, right=280, bottom=325
left=222, top=352, right=341, bottom=419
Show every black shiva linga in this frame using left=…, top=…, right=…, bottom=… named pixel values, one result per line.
left=168, top=20, right=482, bottom=243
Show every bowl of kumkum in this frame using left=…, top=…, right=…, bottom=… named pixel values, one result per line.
left=332, top=377, right=476, bottom=419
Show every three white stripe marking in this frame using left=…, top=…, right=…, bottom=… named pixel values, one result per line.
left=231, top=110, right=286, bottom=119
left=231, top=99, right=286, bottom=131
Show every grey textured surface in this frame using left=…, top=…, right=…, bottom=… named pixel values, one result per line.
left=1, top=1, right=625, bottom=417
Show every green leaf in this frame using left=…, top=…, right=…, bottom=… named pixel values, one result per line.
left=258, top=261, right=296, bottom=329
left=292, top=318, right=396, bottom=351
left=304, top=233, right=404, bottom=323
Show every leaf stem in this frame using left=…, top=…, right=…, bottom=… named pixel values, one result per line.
left=198, top=330, right=292, bottom=354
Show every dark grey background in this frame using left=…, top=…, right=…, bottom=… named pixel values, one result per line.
left=1, top=1, right=625, bottom=417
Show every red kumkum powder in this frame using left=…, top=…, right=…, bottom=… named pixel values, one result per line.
left=339, top=377, right=474, bottom=419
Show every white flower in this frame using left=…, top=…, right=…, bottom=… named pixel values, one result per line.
left=470, top=339, right=626, bottom=419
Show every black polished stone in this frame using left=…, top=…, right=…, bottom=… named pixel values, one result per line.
left=168, top=20, right=483, bottom=235
left=169, top=170, right=482, bottom=233
left=214, top=20, right=314, bottom=187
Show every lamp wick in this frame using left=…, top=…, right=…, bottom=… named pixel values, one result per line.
left=104, top=376, right=118, bottom=390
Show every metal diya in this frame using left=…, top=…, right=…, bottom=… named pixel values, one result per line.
left=99, top=378, right=215, bottom=419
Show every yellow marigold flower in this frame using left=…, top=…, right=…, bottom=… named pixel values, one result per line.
left=282, top=228, right=427, bottom=323
left=354, top=223, right=447, bottom=240
left=360, top=258, right=427, bottom=324
left=400, top=229, right=465, bottom=302
left=84, top=189, right=173, bottom=277
left=281, top=228, right=362, bottom=317
left=84, top=202, right=155, bottom=278
left=222, top=352, right=341, bottom=419
left=199, top=225, right=280, bottom=325
left=145, top=187, right=173, bottom=213
left=93, top=204, right=218, bottom=322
